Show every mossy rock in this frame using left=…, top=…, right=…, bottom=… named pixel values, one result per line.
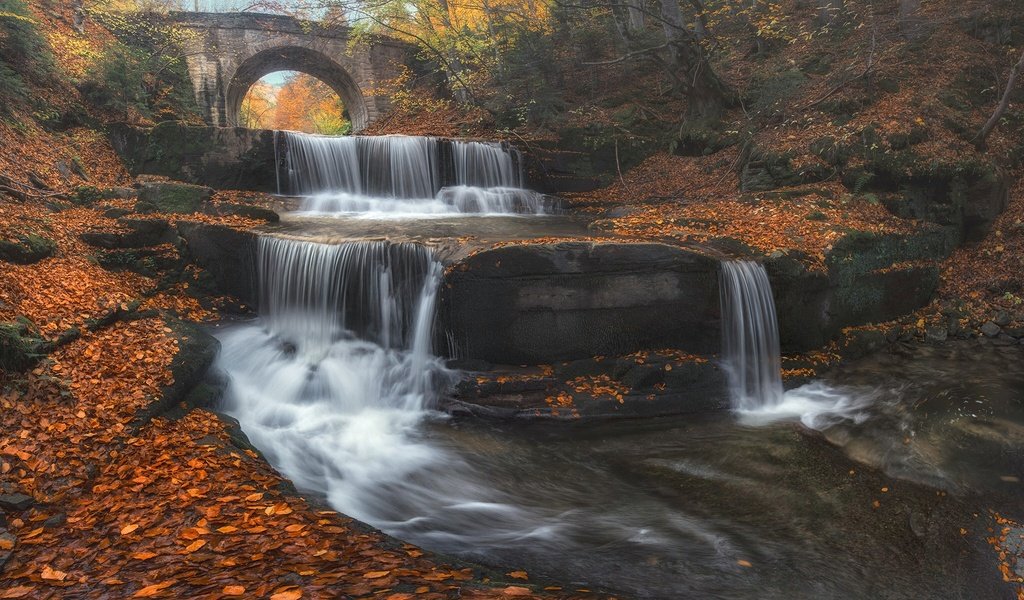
left=0, top=233, right=56, bottom=264
left=0, top=320, right=45, bottom=373
left=137, top=181, right=213, bottom=214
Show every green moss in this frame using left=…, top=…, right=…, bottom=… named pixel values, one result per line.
left=0, top=232, right=56, bottom=264
left=0, top=320, right=44, bottom=373
left=137, top=182, right=211, bottom=214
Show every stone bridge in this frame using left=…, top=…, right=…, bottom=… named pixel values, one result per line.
left=166, top=12, right=410, bottom=132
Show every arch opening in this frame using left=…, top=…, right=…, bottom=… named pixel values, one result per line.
left=240, top=71, right=352, bottom=135
left=226, top=46, right=369, bottom=132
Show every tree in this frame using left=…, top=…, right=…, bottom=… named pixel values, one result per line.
left=976, top=47, right=1024, bottom=151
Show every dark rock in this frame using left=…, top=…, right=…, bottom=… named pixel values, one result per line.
left=981, top=321, right=1002, bottom=337
left=995, top=311, right=1011, bottom=327
left=137, top=181, right=213, bottom=214
left=80, top=218, right=171, bottom=249
left=0, top=322, right=44, bottom=373
left=0, top=493, right=34, bottom=511
left=0, top=234, right=56, bottom=264
left=925, top=326, right=948, bottom=344
left=109, top=123, right=280, bottom=192
left=132, top=319, right=220, bottom=428
left=840, top=329, right=888, bottom=359
left=1004, top=326, right=1024, bottom=339
left=176, top=222, right=258, bottom=305
left=441, top=242, right=720, bottom=363
left=995, top=334, right=1017, bottom=346
left=43, top=512, right=66, bottom=529
left=0, top=530, right=15, bottom=569
left=103, top=207, right=132, bottom=219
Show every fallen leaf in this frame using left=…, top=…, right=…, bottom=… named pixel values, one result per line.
left=270, top=589, right=302, bottom=600
left=40, top=565, right=68, bottom=581
left=507, top=571, right=528, bottom=580
left=223, top=585, right=245, bottom=596
left=120, top=524, right=139, bottom=535
left=362, top=570, right=390, bottom=579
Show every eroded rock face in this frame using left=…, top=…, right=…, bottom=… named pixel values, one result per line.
left=440, top=242, right=721, bottom=364
left=176, top=222, right=259, bottom=306
left=109, top=123, right=279, bottom=192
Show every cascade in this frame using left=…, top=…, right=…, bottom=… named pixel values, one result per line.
left=276, top=132, right=552, bottom=215
left=719, top=261, right=784, bottom=411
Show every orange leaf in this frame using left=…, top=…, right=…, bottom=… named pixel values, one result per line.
left=133, top=581, right=173, bottom=597
left=40, top=566, right=67, bottom=581
left=244, top=492, right=263, bottom=502
left=223, top=585, right=245, bottom=596
left=183, top=540, right=206, bottom=553
left=131, top=551, right=158, bottom=561
left=0, top=586, right=35, bottom=598
left=120, top=524, right=139, bottom=535
left=362, top=571, right=390, bottom=579
left=269, top=589, right=302, bottom=600
left=507, top=571, right=528, bottom=580
left=216, top=526, right=239, bottom=534
left=502, top=586, right=533, bottom=597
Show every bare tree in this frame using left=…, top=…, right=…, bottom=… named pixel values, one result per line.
left=976, top=47, right=1024, bottom=151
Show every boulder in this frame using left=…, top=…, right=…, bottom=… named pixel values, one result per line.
left=137, top=181, right=213, bottom=214
left=0, top=233, right=56, bottom=264
left=0, top=493, right=34, bottom=512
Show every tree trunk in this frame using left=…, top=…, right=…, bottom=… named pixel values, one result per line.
left=659, top=0, right=731, bottom=119
left=977, top=48, right=1024, bottom=150
left=898, top=0, right=922, bottom=39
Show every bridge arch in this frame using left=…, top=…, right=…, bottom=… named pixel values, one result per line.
left=166, top=12, right=410, bottom=133
left=226, top=46, right=368, bottom=132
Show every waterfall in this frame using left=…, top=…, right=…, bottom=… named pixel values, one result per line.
left=276, top=131, right=552, bottom=215
left=720, top=261, right=784, bottom=411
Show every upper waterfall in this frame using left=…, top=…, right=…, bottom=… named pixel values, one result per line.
left=274, top=132, right=552, bottom=215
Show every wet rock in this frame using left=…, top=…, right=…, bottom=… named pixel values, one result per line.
left=136, top=181, right=213, bottom=214
left=177, top=222, right=258, bottom=304
left=925, top=326, right=948, bottom=344
left=994, top=334, right=1017, bottom=346
left=994, top=311, right=1011, bottom=327
left=981, top=321, right=1001, bottom=337
left=0, top=233, right=56, bottom=264
left=1007, top=326, right=1024, bottom=339
left=0, top=493, right=34, bottom=512
left=441, top=242, right=720, bottom=363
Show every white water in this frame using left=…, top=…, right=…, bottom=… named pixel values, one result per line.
left=720, top=261, right=876, bottom=428
left=276, top=132, right=552, bottom=216
left=218, top=237, right=454, bottom=521
left=720, top=261, right=784, bottom=411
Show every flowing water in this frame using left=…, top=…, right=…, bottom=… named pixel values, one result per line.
left=276, top=132, right=554, bottom=216
left=213, top=133, right=1023, bottom=599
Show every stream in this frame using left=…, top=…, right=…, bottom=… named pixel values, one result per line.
left=213, top=132, right=1023, bottom=599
